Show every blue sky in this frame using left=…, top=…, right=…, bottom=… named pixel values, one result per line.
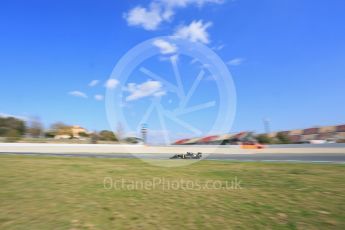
left=1, top=0, right=345, bottom=141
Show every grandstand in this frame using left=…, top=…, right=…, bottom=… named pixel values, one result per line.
left=173, top=132, right=256, bottom=145
left=173, top=124, right=345, bottom=145
left=270, top=124, right=345, bottom=143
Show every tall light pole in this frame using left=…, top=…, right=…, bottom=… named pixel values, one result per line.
left=141, top=123, right=148, bottom=145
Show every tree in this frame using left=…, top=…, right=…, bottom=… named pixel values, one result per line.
left=44, top=131, right=55, bottom=138
left=0, top=127, right=9, bottom=136
left=90, top=132, right=98, bottom=144
left=0, top=116, right=26, bottom=138
left=6, top=117, right=26, bottom=135
left=99, top=130, right=118, bottom=141
left=79, top=132, right=89, bottom=137
left=50, top=122, right=72, bottom=136
left=5, top=129, right=21, bottom=142
left=27, top=117, right=43, bottom=138
left=276, top=132, right=291, bottom=144
left=256, top=134, right=272, bottom=144
left=123, top=137, right=141, bottom=144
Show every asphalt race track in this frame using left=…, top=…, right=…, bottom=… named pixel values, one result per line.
left=206, top=153, right=345, bottom=163
left=1, top=143, right=345, bottom=163
left=1, top=151, right=345, bottom=164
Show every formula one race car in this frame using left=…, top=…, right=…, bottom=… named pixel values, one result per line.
left=170, top=152, right=202, bottom=159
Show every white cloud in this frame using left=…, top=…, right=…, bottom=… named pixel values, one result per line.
left=105, top=79, right=119, bottom=89
left=162, top=0, right=224, bottom=8
left=125, top=4, right=163, bottom=30
left=124, top=0, right=223, bottom=30
left=174, top=20, right=212, bottom=44
left=88, top=80, right=99, bottom=87
left=154, top=90, right=166, bottom=97
left=94, top=94, right=104, bottom=101
left=125, top=80, right=166, bottom=101
left=227, top=58, right=245, bottom=66
left=69, top=91, right=88, bottom=98
left=153, top=39, right=177, bottom=54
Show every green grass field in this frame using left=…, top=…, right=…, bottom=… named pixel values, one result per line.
left=0, top=155, right=344, bottom=229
